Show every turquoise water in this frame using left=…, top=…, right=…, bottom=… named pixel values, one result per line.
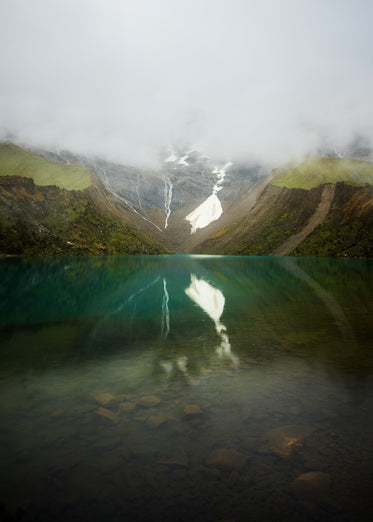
left=0, top=255, right=372, bottom=521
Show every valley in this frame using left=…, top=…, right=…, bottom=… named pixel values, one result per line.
left=1, top=142, right=373, bottom=257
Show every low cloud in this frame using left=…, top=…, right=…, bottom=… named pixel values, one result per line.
left=1, top=0, right=372, bottom=167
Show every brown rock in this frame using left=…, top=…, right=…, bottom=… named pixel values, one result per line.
left=119, top=401, right=136, bottom=413
left=259, top=425, right=316, bottom=458
left=147, top=415, right=167, bottom=428
left=96, top=407, right=119, bottom=424
left=95, top=393, right=116, bottom=405
left=183, top=404, right=202, bottom=418
left=206, top=449, right=249, bottom=471
left=292, top=471, right=331, bottom=501
left=137, top=396, right=161, bottom=408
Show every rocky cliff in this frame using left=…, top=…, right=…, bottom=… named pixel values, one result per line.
left=0, top=143, right=164, bottom=255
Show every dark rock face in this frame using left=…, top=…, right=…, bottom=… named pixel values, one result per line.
left=0, top=173, right=164, bottom=255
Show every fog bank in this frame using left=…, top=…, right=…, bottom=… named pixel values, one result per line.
left=1, top=0, right=372, bottom=167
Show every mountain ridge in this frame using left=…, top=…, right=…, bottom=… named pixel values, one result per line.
left=0, top=143, right=165, bottom=255
left=1, top=142, right=373, bottom=258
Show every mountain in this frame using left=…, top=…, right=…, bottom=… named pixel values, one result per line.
left=0, top=143, right=164, bottom=255
left=35, top=145, right=266, bottom=253
left=1, top=142, right=373, bottom=258
left=195, top=157, right=373, bottom=258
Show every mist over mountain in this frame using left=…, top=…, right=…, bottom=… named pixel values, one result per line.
left=1, top=1, right=373, bottom=257
left=1, top=0, right=373, bottom=167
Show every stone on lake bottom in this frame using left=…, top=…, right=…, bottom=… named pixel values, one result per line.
left=119, top=401, right=136, bottom=413
left=183, top=404, right=202, bottom=418
left=96, top=407, right=119, bottom=424
left=259, top=425, right=316, bottom=458
left=292, top=471, right=331, bottom=501
left=147, top=415, right=167, bottom=428
left=206, top=449, right=249, bottom=471
left=137, top=396, right=161, bottom=408
left=95, top=393, right=116, bottom=406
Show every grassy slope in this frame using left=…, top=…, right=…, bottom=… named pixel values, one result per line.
left=0, top=143, right=165, bottom=255
left=0, top=142, right=91, bottom=190
left=271, top=157, right=373, bottom=190
left=196, top=157, right=373, bottom=258
left=195, top=185, right=322, bottom=255
left=292, top=184, right=373, bottom=258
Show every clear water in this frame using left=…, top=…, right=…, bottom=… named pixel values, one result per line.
left=0, top=255, right=372, bottom=522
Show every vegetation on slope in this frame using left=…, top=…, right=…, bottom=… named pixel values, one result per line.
left=0, top=175, right=164, bottom=255
left=195, top=180, right=373, bottom=258
left=292, top=184, right=373, bottom=258
left=271, top=157, right=373, bottom=190
left=0, top=142, right=91, bottom=190
left=195, top=185, right=323, bottom=255
left=0, top=143, right=165, bottom=256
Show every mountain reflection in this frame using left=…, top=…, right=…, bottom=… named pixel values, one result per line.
left=0, top=255, right=372, bottom=385
left=185, top=274, right=238, bottom=364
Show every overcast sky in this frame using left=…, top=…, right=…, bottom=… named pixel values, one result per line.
left=1, top=0, right=372, bottom=166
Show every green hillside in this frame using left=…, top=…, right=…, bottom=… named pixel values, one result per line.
left=271, top=157, right=373, bottom=190
left=0, top=142, right=91, bottom=190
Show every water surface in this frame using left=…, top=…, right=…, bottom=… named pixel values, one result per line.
left=0, top=255, right=372, bottom=521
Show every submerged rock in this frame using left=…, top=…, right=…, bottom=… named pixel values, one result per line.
left=147, top=415, right=167, bottom=428
left=96, top=407, right=119, bottom=424
left=183, top=404, right=202, bottom=418
left=206, top=449, right=249, bottom=471
left=137, top=396, right=161, bottom=408
left=259, top=425, right=316, bottom=458
left=119, top=401, right=136, bottom=413
left=292, top=471, right=331, bottom=501
left=95, top=393, right=116, bottom=405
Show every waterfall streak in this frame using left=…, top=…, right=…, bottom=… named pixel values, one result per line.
left=102, top=168, right=110, bottom=189
left=88, top=160, right=162, bottom=232
left=164, top=178, right=173, bottom=229
left=136, top=173, right=143, bottom=209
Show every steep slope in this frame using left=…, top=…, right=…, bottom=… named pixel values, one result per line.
left=35, top=145, right=267, bottom=253
left=0, top=143, right=165, bottom=255
left=2, top=144, right=372, bottom=258
left=195, top=158, right=373, bottom=258
left=272, top=184, right=336, bottom=256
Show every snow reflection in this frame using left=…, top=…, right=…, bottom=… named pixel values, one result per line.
left=185, top=274, right=238, bottom=364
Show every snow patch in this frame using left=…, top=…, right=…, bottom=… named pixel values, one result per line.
left=185, top=161, right=232, bottom=233
left=185, top=194, right=223, bottom=233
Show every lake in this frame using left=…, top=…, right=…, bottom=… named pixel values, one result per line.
left=0, top=255, right=372, bottom=521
